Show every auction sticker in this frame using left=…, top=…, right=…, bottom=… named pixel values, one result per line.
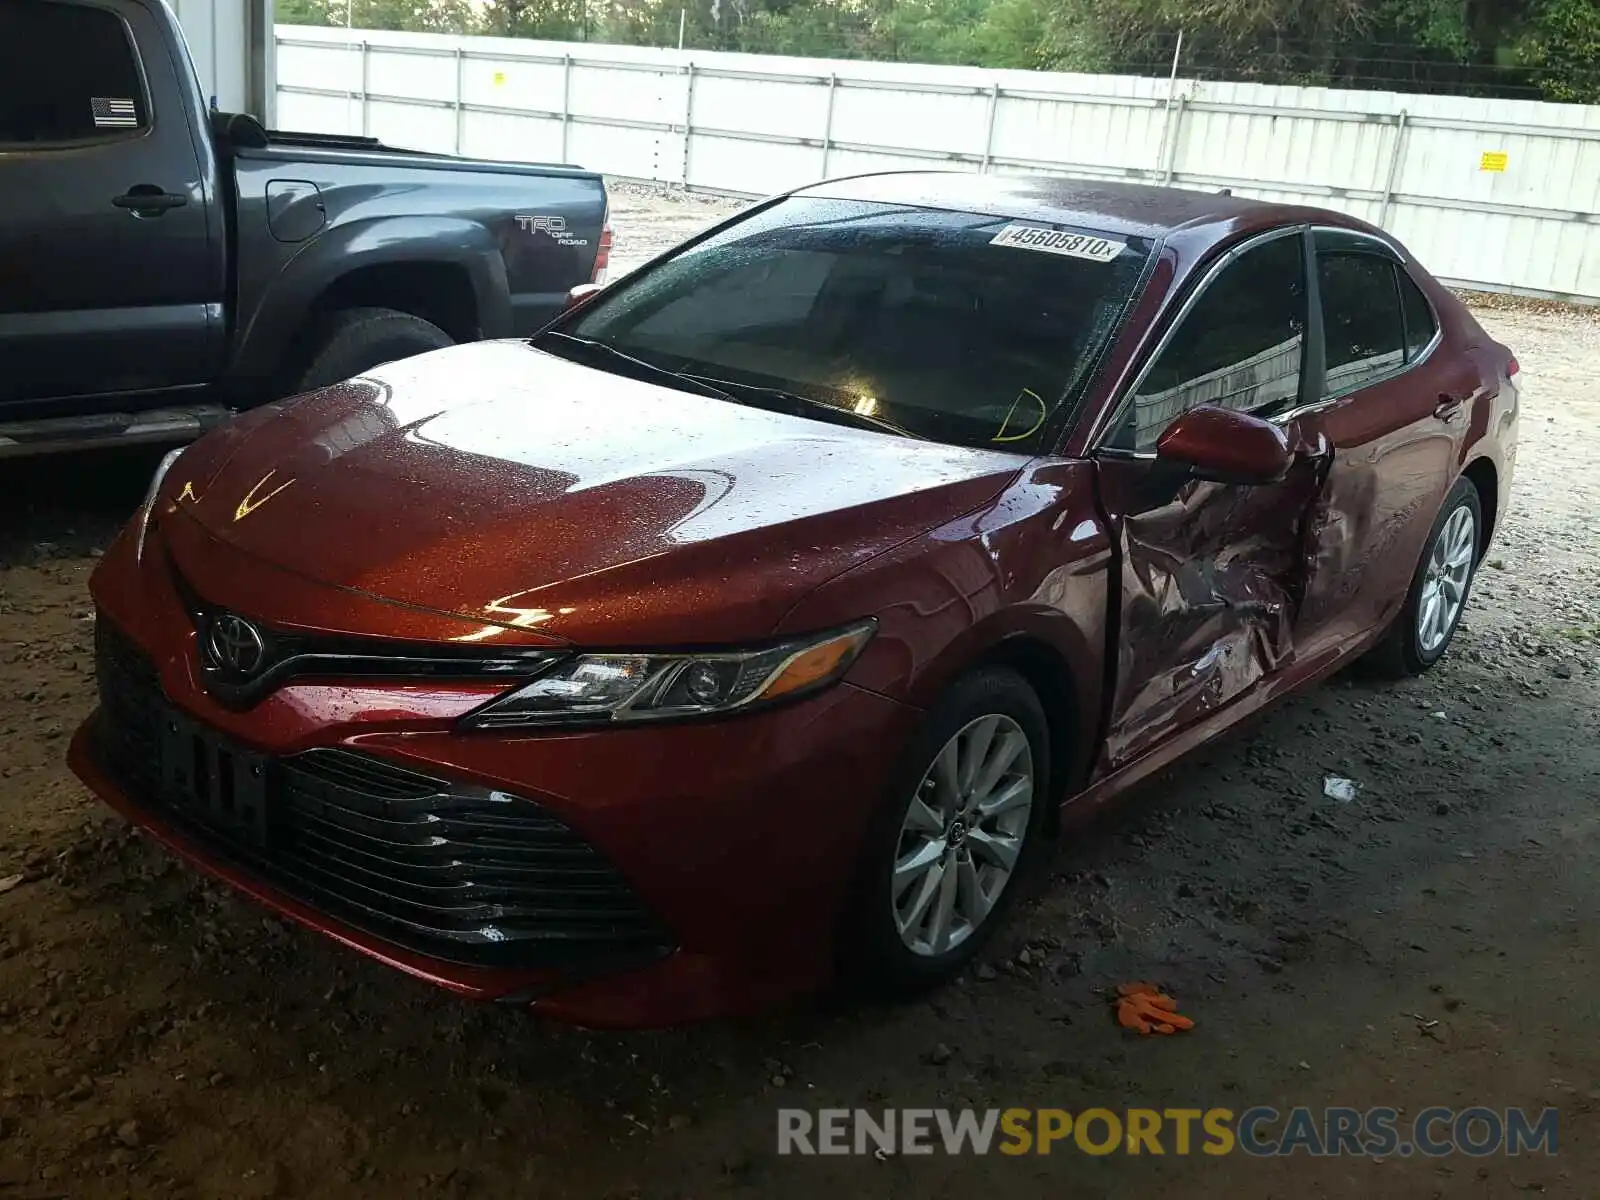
left=990, top=224, right=1125, bottom=262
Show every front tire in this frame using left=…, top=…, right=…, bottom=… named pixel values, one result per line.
left=1367, top=476, right=1483, bottom=677
left=842, top=667, right=1050, bottom=995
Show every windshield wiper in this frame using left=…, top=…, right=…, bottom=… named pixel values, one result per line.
left=536, top=335, right=922, bottom=440
left=679, top=374, right=925, bottom=440
left=533, top=332, right=736, bottom=403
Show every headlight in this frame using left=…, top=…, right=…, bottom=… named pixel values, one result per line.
left=134, top=446, right=185, bottom=562
left=461, top=619, right=876, bottom=730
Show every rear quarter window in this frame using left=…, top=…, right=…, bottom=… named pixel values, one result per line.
left=1398, top=269, right=1438, bottom=361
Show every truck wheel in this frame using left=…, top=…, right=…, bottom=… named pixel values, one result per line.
left=295, top=307, right=455, bottom=392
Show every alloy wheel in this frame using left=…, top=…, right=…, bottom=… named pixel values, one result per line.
left=891, top=713, right=1036, bottom=957
left=1417, top=504, right=1476, bottom=655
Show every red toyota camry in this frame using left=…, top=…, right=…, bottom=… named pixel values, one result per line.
left=71, top=172, right=1519, bottom=1027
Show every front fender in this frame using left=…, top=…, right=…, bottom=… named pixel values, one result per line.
left=227, top=214, right=511, bottom=392
left=777, top=461, right=1112, bottom=783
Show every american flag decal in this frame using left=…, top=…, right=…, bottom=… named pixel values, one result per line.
left=91, top=96, right=138, bottom=129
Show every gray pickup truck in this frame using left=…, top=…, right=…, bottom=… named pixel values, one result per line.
left=0, top=0, right=611, bottom=457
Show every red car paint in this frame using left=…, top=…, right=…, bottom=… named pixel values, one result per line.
left=69, top=173, right=1517, bottom=1027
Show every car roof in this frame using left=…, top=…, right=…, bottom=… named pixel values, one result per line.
left=791, top=170, right=1310, bottom=240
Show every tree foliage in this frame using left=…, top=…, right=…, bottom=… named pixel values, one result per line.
left=276, top=0, right=478, bottom=33
left=275, top=0, right=1600, bottom=102
left=1516, top=0, right=1600, bottom=102
left=479, top=0, right=591, bottom=39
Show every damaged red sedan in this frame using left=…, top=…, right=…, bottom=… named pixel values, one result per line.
left=71, top=172, right=1519, bottom=1027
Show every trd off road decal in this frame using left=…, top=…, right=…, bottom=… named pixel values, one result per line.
left=515, top=215, right=590, bottom=247
left=989, top=224, right=1125, bottom=262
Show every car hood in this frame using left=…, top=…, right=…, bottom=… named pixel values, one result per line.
left=168, top=340, right=1026, bottom=646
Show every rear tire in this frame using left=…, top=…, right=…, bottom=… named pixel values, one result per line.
left=841, top=667, right=1050, bottom=996
left=1366, top=476, right=1483, bottom=678
left=295, top=307, right=455, bottom=393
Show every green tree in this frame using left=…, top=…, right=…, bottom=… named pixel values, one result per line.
left=276, top=0, right=478, bottom=32
left=375, top=0, right=476, bottom=31
left=273, top=0, right=339, bottom=24
left=1380, top=0, right=1475, bottom=57
left=1033, top=0, right=1374, bottom=77
left=273, top=0, right=1599, bottom=104
left=480, top=0, right=589, bottom=39
left=971, top=0, right=1055, bottom=68
left=1517, top=0, right=1600, bottom=101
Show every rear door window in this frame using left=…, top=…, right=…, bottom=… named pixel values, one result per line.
left=1318, top=253, right=1406, bottom=397
left=0, top=0, right=148, bottom=146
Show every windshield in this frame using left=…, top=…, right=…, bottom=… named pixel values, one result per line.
left=542, top=197, right=1154, bottom=454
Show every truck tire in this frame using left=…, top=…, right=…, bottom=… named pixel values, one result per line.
left=295, top=307, right=455, bottom=393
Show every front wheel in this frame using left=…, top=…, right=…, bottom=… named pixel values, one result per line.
left=1367, top=476, right=1483, bottom=677
left=841, top=667, right=1050, bottom=994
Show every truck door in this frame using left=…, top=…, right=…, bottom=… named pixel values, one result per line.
left=0, top=0, right=224, bottom=406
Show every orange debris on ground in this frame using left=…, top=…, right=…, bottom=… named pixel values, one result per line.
left=1114, top=982, right=1195, bottom=1035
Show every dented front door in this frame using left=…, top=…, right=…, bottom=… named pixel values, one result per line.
left=1093, top=456, right=1324, bottom=769
left=1087, top=226, right=1320, bottom=772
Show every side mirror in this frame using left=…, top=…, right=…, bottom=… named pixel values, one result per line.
left=563, top=282, right=604, bottom=311
left=1155, top=405, right=1294, bottom=486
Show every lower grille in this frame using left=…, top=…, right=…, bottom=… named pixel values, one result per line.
left=95, top=618, right=162, bottom=797
left=90, top=616, right=673, bottom=970
left=275, top=749, right=670, bottom=960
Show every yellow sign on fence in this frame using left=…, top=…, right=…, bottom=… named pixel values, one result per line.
left=1480, top=151, right=1509, bottom=172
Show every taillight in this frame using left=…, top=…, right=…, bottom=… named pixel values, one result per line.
left=591, top=209, right=612, bottom=284
left=1507, top=354, right=1520, bottom=378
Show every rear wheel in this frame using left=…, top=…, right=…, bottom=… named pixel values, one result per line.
left=1367, top=476, right=1483, bottom=677
left=842, top=667, right=1050, bottom=994
left=295, top=307, right=455, bottom=393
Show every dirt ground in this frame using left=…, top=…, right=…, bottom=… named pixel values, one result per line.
left=2, top=184, right=1598, bottom=1199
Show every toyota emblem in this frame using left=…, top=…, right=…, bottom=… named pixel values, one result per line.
left=206, top=613, right=268, bottom=677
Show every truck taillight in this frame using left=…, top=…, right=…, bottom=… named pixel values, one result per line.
left=592, top=215, right=612, bottom=284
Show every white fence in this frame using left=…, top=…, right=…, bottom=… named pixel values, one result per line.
left=273, top=26, right=1600, bottom=301
left=173, top=0, right=272, bottom=119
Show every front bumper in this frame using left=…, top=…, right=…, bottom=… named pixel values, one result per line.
left=69, top=525, right=919, bottom=1028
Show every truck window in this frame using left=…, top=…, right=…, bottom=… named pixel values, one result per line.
left=0, top=0, right=149, bottom=146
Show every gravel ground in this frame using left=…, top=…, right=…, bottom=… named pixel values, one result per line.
left=2, top=184, right=1598, bottom=1199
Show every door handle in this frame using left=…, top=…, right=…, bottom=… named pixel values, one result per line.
left=113, top=186, right=188, bottom=216
left=1433, top=393, right=1468, bottom=422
